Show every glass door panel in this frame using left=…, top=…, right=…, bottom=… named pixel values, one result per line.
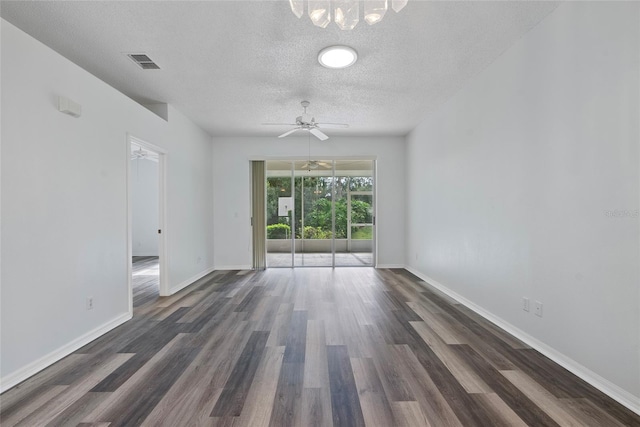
left=294, top=160, right=334, bottom=267
left=335, top=160, right=374, bottom=266
left=266, top=161, right=294, bottom=267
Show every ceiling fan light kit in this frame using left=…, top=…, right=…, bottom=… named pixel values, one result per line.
left=289, top=0, right=407, bottom=29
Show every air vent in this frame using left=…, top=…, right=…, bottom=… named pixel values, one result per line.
left=127, top=53, right=160, bottom=70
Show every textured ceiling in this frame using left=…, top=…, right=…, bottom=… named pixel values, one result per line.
left=1, top=1, right=559, bottom=137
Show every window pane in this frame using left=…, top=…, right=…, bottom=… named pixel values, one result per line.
left=335, top=160, right=374, bottom=266
left=266, top=161, right=293, bottom=267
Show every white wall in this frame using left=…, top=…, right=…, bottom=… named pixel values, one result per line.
left=405, top=1, right=639, bottom=405
left=131, top=158, right=159, bottom=257
left=1, top=20, right=214, bottom=387
left=212, top=136, right=405, bottom=269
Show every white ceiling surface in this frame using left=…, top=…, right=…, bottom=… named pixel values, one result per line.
left=1, top=1, right=559, bottom=138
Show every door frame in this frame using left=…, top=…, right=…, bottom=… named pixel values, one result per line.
left=126, top=134, right=169, bottom=315
left=347, top=190, right=374, bottom=253
left=260, top=157, right=377, bottom=268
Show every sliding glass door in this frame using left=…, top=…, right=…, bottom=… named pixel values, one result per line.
left=265, top=159, right=374, bottom=268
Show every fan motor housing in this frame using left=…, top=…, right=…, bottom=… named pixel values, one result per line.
left=297, top=114, right=314, bottom=125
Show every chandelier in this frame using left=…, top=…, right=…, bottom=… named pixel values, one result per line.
left=289, top=0, right=407, bottom=30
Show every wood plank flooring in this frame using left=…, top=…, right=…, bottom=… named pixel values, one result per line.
left=2, top=264, right=639, bottom=426
left=131, top=256, right=160, bottom=308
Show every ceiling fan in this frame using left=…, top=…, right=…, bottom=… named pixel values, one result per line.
left=131, top=146, right=158, bottom=162
left=301, top=160, right=331, bottom=170
left=262, top=100, right=348, bottom=141
left=131, top=148, right=147, bottom=160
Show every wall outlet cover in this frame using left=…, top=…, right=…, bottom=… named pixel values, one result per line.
left=534, top=301, right=543, bottom=317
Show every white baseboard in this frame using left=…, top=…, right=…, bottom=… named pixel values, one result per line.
left=376, top=264, right=405, bottom=269
left=404, top=265, right=640, bottom=416
left=0, top=312, right=132, bottom=394
left=169, top=266, right=216, bottom=295
left=214, top=265, right=252, bottom=271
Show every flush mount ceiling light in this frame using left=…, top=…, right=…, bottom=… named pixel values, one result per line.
left=289, top=0, right=407, bottom=30
left=318, top=45, right=358, bottom=69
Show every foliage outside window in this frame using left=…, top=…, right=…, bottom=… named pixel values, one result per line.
left=267, top=176, right=372, bottom=240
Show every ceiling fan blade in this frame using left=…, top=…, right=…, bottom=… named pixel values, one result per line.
left=262, top=123, right=298, bottom=126
left=278, top=128, right=300, bottom=138
left=309, top=128, right=329, bottom=141
left=316, top=122, right=349, bottom=128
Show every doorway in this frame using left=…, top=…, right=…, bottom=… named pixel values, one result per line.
left=264, top=159, right=375, bottom=268
left=127, top=135, right=168, bottom=315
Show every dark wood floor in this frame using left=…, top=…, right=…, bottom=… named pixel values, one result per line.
left=2, top=264, right=639, bottom=426
left=131, top=256, right=160, bottom=309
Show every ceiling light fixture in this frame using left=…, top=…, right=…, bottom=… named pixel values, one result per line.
left=318, top=45, right=358, bottom=69
left=289, top=0, right=407, bottom=30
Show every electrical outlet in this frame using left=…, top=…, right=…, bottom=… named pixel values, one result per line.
left=534, top=301, right=543, bottom=317
left=522, top=297, right=530, bottom=312
left=415, top=253, right=418, bottom=261
left=86, top=297, right=94, bottom=310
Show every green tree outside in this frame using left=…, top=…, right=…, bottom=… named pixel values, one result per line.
left=267, top=176, right=373, bottom=240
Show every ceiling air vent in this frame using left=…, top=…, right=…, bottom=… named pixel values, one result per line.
left=127, top=54, right=160, bottom=70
